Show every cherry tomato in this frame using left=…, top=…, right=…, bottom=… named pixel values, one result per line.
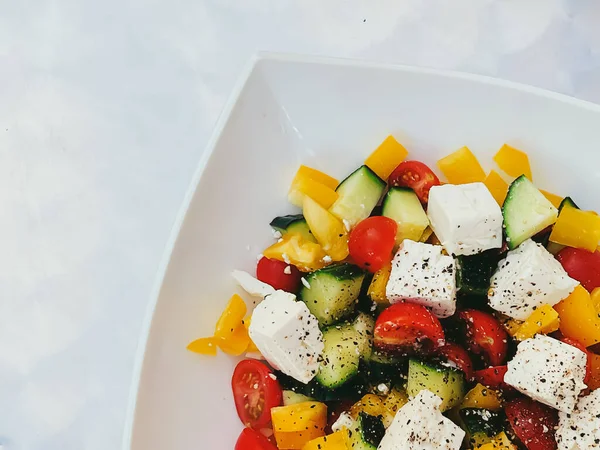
left=235, top=428, right=278, bottom=450
left=561, top=337, right=592, bottom=384
left=256, top=257, right=302, bottom=293
left=374, top=303, right=445, bottom=354
left=459, top=309, right=508, bottom=366
left=437, top=343, right=473, bottom=380
left=232, top=360, right=283, bottom=429
left=505, top=397, right=558, bottom=450
left=388, top=161, right=440, bottom=204
left=556, top=247, right=600, bottom=292
left=472, top=366, right=512, bottom=391
left=348, top=216, right=397, bottom=273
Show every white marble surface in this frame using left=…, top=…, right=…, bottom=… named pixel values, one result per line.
left=1, top=0, right=600, bottom=449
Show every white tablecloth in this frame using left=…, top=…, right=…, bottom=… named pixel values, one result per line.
left=2, top=1, right=600, bottom=448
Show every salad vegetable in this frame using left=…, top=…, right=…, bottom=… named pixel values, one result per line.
left=188, top=135, right=600, bottom=449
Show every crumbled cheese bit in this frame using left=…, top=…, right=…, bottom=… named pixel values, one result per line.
left=301, top=277, right=311, bottom=289
left=272, top=229, right=282, bottom=239
left=282, top=253, right=291, bottom=264
left=377, top=383, right=390, bottom=395
left=283, top=265, right=292, bottom=275
left=268, top=373, right=277, bottom=380
left=342, top=219, right=351, bottom=232
left=322, top=255, right=332, bottom=263
left=256, top=253, right=264, bottom=261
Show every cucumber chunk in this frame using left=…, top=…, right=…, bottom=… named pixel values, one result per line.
left=270, top=214, right=316, bottom=243
left=316, top=323, right=362, bottom=389
left=329, top=165, right=385, bottom=228
left=347, top=413, right=385, bottom=450
left=300, top=264, right=365, bottom=325
left=282, top=390, right=314, bottom=406
left=406, top=359, right=466, bottom=411
left=382, top=187, right=430, bottom=245
left=503, top=175, right=558, bottom=249
left=456, top=249, right=501, bottom=296
left=558, top=196, right=578, bottom=212
left=460, top=408, right=504, bottom=448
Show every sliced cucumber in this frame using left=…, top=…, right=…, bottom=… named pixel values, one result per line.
left=299, top=264, right=365, bottom=325
left=347, top=413, right=385, bottom=450
left=456, top=249, right=501, bottom=296
left=269, top=214, right=316, bottom=243
left=503, top=175, right=558, bottom=249
left=329, top=165, right=385, bottom=228
left=352, top=313, right=375, bottom=359
left=316, top=323, right=362, bottom=389
left=282, top=390, right=314, bottom=406
left=460, top=408, right=504, bottom=448
left=382, top=187, right=430, bottom=245
left=559, top=196, right=578, bottom=212
left=407, top=359, right=466, bottom=412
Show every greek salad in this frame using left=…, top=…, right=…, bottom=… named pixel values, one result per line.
left=188, top=136, right=600, bottom=450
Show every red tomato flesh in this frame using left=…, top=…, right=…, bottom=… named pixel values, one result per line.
left=388, top=160, right=440, bottom=204
left=561, top=337, right=592, bottom=384
left=256, top=257, right=302, bottom=293
left=459, top=309, right=508, bottom=367
left=232, top=360, right=283, bottom=429
left=505, top=397, right=558, bottom=450
left=556, top=247, right=600, bottom=292
left=374, top=303, right=445, bottom=354
left=348, top=216, right=397, bottom=273
left=436, top=343, right=473, bottom=380
left=235, top=428, right=278, bottom=450
left=472, top=366, right=512, bottom=391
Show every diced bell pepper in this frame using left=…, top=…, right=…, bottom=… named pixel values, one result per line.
left=554, top=285, right=600, bottom=347
left=437, top=146, right=486, bottom=184
left=364, top=135, right=408, bottom=181
left=514, top=304, right=560, bottom=340
left=302, top=431, right=348, bottom=450
left=493, top=144, right=532, bottom=180
left=216, top=324, right=250, bottom=356
left=368, top=263, right=391, bottom=306
left=272, top=401, right=327, bottom=449
left=475, top=432, right=516, bottom=450
left=288, top=165, right=339, bottom=209
left=460, top=384, right=502, bottom=411
left=186, top=337, right=217, bottom=356
left=484, top=170, right=509, bottom=206
left=549, top=205, right=600, bottom=252
left=214, top=294, right=247, bottom=340
left=303, top=196, right=349, bottom=262
left=263, top=234, right=327, bottom=272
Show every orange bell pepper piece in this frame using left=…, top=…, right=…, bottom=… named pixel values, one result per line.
left=216, top=324, right=250, bottom=356
left=494, top=144, right=532, bottom=180
left=272, top=402, right=327, bottom=449
left=554, top=285, right=600, bottom=347
left=549, top=205, right=600, bottom=252
left=186, top=337, right=218, bottom=356
left=288, top=165, right=339, bottom=208
left=303, top=196, right=349, bottom=261
left=514, top=304, right=560, bottom=341
left=437, top=146, right=486, bottom=184
left=364, top=135, right=408, bottom=181
left=214, top=294, right=247, bottom=340
left=484, top=170, right=509, bottom=206
left=302, top=431, right=348, bottom=450
left=460, top=384, right=502, bottom=411
left=263, top=234, right=327, bottom=272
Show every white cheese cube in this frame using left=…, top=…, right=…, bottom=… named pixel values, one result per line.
left=556, top=388, right=600, bottom=450
left=488, top=239, right=578, bottom=320
left=505, top=335, right=587, bottom=413
left=378, top=390, right=464, bottom=450
left=386, top=240, right=456, bottom=318
left=232, top=270, right=276, bottom=298
left=248, top=291, right=323, bottom=384
left=427, top=183, right=503, bottom=256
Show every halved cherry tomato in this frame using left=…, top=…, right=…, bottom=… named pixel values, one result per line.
left=232, top=360, right=283, bottom=429
left=235, top=428, right=278, bottom=450
left=459, top=309, right=508, bottom=366
left=561, top=337, right=592, bottom=384
left=472, top=366, right=514, bottom=393
left=388, top=160, right=440, bottom=204
left=374, top=303, right=445, bottom=354
left=505, top=397, right=558, bottom=450
left=256, top=257, right=302, bottom=293
left=348, top=216, right=397, bottom=273
left=556, top=247, right=600, bottom=292
left=436, top=343, right=473, bottom=380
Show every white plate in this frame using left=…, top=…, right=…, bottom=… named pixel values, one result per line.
left=124, top=53, right=600, bottom=450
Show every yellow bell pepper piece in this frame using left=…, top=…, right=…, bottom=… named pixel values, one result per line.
left=368, top=263, right=391, bottom=306
left=476, top=432, right=516, bottom=450
left=588, top=352, right=600, bottom=390
left=419, top=226, right=434, bottom=242
left=289, top=166, right=339, bottom=208
left=555, top=285, right=600, bottom=347
left=437, top=146, right=486, bottom=184
left=364, top=135, right=408, bottom=181
left=484, top=170, right=509, bottom=206
left=495, top=313, right=523, bottom=337
left=263, top=234, right=326, bottom=272
left=214, top=294, right=247, bottom=340
left=216, top=324, right=250, bottom=356
left=243, top=316, right=260, bottom=353
left=302, top=431, right=348, bottom=450
left=382, top=388, right=409, bottom=427
left=540, top=190, right=563, bottom=209
left=493, top=144, right=532, bottom=180
left=272, top=402, right=327, bottom=449
left=514, top=304, right=560, bottom=340
left=303, top=196, right=349, bottom=262
left=350, top=394, right=386, bottom=417
left=186, top=337, right=218, bottom=356
left=549, top=205, right=600, bottom=252
left=460, top=384, right=502, bottom=411
left=591, top=288, right=600, bottom=314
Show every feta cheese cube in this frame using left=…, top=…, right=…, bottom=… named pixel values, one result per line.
left=505, top=335, right=587, bottom=413
left=427, top=183, right=503, bottom=256
left=488, top=239, right=578, bottom=320
left=378, top=390, right=465, bottom=450
left=386, top=240, right=456, bottom=318
left=248, top=291, right=324, bottom=384
left=232, top=270, right=275, bottom=298
left=556, top=388, right=600, bottom=450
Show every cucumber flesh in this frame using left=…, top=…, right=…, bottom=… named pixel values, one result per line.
left=352, top=313, right=375, bottom=359
left=347, top=413, right=384, bottom=450
left=456, top=249, right=501, bottom=296
left=269, top=214, right=316, bottom=243
left=407, top=359, right=466, bottom=411
left=503, top=175, right=558, bottom=249
left=558, top=196, right=578, bottom=212
left=282, top=390, right=314, bottom=406
left=316, top=323, right=361, bottom=389
left=460, top=408, right=504, bottom=448
left=382, top=187, right=429, bottom=245
left=299, top=264, right=365, bottom=326
left=329, top=165, right=385, bottom=228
